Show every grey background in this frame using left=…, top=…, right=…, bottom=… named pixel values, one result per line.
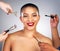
left=0, top=0, right=60, bottom=51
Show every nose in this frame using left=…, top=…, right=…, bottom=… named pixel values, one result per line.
left=28, top=16, right=33, bottom=22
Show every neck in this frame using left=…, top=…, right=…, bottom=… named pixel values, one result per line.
left=23, top=28, right=37, bottom=38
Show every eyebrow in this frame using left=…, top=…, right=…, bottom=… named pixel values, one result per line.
left=20, top=12, right=39, bottom=16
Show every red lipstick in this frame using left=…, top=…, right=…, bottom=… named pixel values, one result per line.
left=27, top=22, right=34, bottom=26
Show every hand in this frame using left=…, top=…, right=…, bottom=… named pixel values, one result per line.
left=0, top=1, right=13, bottom=14
left=0, top=32, right=8, bottom=42
left=38, top=42, right=59, bottom=51
left=50, top=14, right=59, bottom=28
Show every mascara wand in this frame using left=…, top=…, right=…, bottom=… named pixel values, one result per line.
left=45, top=15, right=55, bottom=18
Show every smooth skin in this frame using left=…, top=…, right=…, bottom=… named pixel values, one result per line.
left=3, top=6, right=52, bottom=51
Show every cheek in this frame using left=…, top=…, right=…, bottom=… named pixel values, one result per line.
left=22, top=18, right=28, bottom=25
left=34, top=17, right=39, bottom=23
left=20, top=17, right=28, bottom=26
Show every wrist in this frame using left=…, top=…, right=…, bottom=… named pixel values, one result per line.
left=51, top=27, right=57, bottom=31
left=51, top=27, right=58, bottom=35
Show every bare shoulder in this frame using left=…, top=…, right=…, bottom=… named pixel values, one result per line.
left=35, top=32, right=52, bottom=45
left=5, top=30, right=23, bottom=42
left=3, top=30, right=23, bottom=50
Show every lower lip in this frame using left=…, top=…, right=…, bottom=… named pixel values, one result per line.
left=27, top=22, right=34, bottom=26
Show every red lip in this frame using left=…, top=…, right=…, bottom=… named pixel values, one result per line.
left=27, top=22, right=34, bottom=26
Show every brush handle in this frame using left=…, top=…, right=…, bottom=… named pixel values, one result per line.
left=5, top=29, right=9, bottom=33
left=45, top=15, right=55, bottom=18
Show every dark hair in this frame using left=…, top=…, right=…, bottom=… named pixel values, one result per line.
left=20, top=3, right=39, bottom=13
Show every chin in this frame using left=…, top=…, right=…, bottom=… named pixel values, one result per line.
left=27, top=27, right=35, bottom=31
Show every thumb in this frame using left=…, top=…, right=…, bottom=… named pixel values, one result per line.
left=3, top=33, right=8, bottom=40
left=2, top=32, right=6, bottom=35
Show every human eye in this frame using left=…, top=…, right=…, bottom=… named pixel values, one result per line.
left=33, top=14, right=37, bottom=17
left=23, top=15, right=27, bottom=17
left=23, top=14, right=28, bottom=17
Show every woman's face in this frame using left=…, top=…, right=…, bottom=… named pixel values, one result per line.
left=20, top=7, right=40, bottom=30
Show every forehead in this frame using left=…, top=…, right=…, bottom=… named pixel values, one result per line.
left=21, top=7, right=38, bottom=14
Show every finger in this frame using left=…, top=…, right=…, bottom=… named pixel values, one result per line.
left=0, top=33, right=8, bottom=41
left=50, top=14, right=55, bottom=19
left=2, top=31, right=8, bottom=35
left=54, top=15, right=59, bottom=23
left=4, top=33, right=8, bottom=35
left=39, top=43, right=48, bottom=49
left=6, top=8, right=12, bottom=15
left=8, top=7, right=13, bottom=12
left=7, top=5, right=13, bottom=13
left=38, top=42, right=45, bottom=47
left=1, top=8, right=8, bottom=13
left=3, top=34, right=8, bottom=40
left=7, top=4, right=13, bottom=10
left=55, top=15, right=59, bottom=22
left=50, top=18, right=54, bottom=23
left=4, top=33, right=8, bottom=37
left=2, top=32, right=6, bottom=35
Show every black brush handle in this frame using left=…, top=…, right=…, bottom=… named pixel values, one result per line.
left=50, top=15, right=55, bottom=18
left=5, top=29, right=9, bottom=33
left=45, top=15, right=55, bottom=18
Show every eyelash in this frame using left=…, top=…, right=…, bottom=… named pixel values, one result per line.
left=23, top=15, right=37, bottom=17
left=23, top=16, right=28, bottom=17
left=33, top=15, right=37, bottom=17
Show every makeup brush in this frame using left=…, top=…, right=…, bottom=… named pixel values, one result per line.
left=7, top=8, right=17, bottom=17
left=5, top=25, right=17, bottom=33
left=33, top=36, right=41, bottom=43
